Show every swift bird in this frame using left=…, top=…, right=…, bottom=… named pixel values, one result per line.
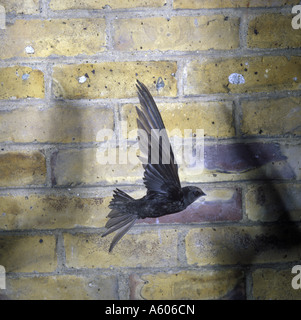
left=102, top=80, right=206, bottom=252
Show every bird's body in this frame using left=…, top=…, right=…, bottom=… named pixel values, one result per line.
left=110, top=186, right=195, bottom=219
left=102, top=80, right=205, bottom=252
left=126, top=196, right=184, bottom=219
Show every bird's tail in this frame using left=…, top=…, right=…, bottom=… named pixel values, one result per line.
left=102, top=188, right=138, bottom=252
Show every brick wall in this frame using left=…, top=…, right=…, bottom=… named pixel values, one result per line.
left=0, top=0, right=301, bottom=300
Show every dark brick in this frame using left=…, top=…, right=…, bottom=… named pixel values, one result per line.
left=204, top=143, right=286, bottom=172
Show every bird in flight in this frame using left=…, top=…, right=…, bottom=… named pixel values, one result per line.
left=102, top=80, right=206, bottom=252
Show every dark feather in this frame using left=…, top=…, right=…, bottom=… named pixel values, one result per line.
left=136, top=80, right=182, bottom=197
left=103, top=214, right=136, bottom=235
left=107, top=218, right=137, bottom=252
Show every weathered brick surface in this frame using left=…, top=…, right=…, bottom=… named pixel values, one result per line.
left=52, top=141, right=300, bottom=185
left=52, top=61, right=177, bottom=99
left=185, top=56, right=301, bottom=95
left=51, top=148, right=144, bottom=186
left=0, top=193, right=109, bottom=230
left=245, top=184, right=301, bottom=222
left=241, top=97, right=301, bottom=136
left=130, top=269, right=245, bottom=300
left=51, top=142, right=299, bottom=187
left=0, top=151, right=46, bottom=187
left=181, top=142, right=299, bottom=183
left=281, top=143, right=301, bottom=180
left=248, top=14, right=301, bottom=49
left=5, top=274, right=118, bottom=300
left=113, top=16, right=240, bottom=51
left=252, top=268, right=301, bottom=300
left=173, top=0, right=299, bottom=9
left=64, top=230, right=178, bottom=268
left=0, top=0, right=40, bottom=14
left=185, top=226, right=301, bottom=266
left=204, top=143, right=285, bottom=172
left=121, top=101, right=235, bottom=139
left=0, top=19, right=106, bottom=59
left=50, top=0, right=166, bottom=10
left=0, top=106, right=114, bottom=143
left=0, top=66, right=44, bottom=99
left=0, top=235, right=57, bottom=272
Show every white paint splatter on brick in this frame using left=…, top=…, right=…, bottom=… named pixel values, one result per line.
left=78, top=76, right=87, bottom=84
left=228, top=73, right=245, bottom=85
left=22, top=74, right=30, bottom=80
left=25, top=46, right=35, bottom=54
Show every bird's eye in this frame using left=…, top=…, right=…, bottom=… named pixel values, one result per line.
left=193, top=190, right=200, bottom=196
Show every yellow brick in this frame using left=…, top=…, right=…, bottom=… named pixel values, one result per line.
left=245, top=184, right=301, bottom=222
left=0, top=19, right=106, bottom=59
left=0, top=106, right=114, bottom=143
left=248, top=14, right=301, bottom=49
left=64, top=230, right=178, bottom=268
left=52, top=148, right=144, bottom=186
left=52, top=61, right=177, bottom=99
left=252, top=268, right=301, bottom=300
left=185, top=56, right=301, bottom=95
left=185, top=226, right=301, bottom=266
left=0, top=193, right=111, bottom=230
left=0, top=235, right=57, bottom=272
left=5, top=275, right=118, bottom=300
left=0, top=0, right=40, bottom=14
left=241, top=97, right=301, bottom=136
left=113, top=16, right=239, bottom=51
left=50, top=0, right=166, bottom=10
left=0, top=151, right=46, bottom=187
left=174, top=0, right=299, bottom=9
left=0, top=66, right=44, bottom=99
left=134, top=270, right=244, bottom=300
left=121, top=101, right=235, bottom=139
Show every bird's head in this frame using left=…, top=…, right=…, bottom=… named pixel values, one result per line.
left=182, top=186, right=206, bottom=208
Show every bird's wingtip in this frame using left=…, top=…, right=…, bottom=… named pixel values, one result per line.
left=136, top=79, right=141, bottom=89
left=136, top=79, right=142, bottom=93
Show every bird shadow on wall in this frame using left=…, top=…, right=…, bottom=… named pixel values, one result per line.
left=206, top=99, right=301, bottom=299
left=225, top=140, right=301, bottom=261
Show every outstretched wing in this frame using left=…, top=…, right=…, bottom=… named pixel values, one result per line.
left=136, top=80, right=182, bottom=200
